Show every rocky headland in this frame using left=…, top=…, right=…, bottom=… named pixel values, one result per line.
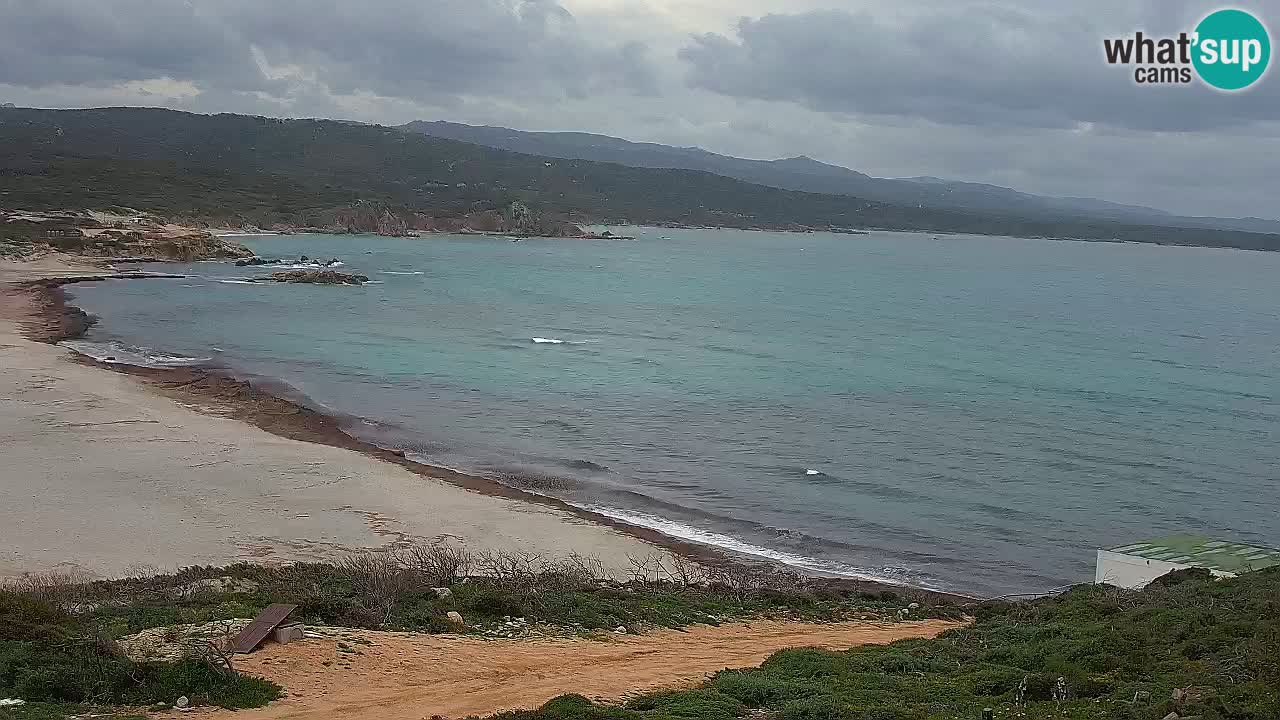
left=1, top=209, right=253, bottom=261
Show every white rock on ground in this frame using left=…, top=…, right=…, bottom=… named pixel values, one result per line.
left=117, top=619, right=253, bottom=663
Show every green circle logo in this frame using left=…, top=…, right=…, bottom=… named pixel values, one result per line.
left=1193, top=9, right=1271, bottom=90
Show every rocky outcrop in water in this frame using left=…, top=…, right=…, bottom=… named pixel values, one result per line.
left=235, top=257, right=284, bottom=267
left=266, top=270, right=369, bottom=285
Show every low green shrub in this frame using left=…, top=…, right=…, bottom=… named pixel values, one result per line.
left=0, top=591, right=279, bottom=711
left=485, top=567, right=1280, bottom=720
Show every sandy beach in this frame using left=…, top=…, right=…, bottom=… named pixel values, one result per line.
left=0, top=256, right=669, bottom=580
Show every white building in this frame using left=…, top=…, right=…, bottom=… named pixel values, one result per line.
left=1096, top=535, right=1280, bottom=589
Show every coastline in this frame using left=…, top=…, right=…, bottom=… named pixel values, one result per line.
left=0, top=257, right=669, bottom=582
left=2, top=257, right=961, bottom=601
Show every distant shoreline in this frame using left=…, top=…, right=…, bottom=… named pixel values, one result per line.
left=214, top=222, right=1280, bottom=253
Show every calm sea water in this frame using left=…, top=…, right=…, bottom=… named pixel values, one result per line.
left=64, top=229, right=1280, bottom=596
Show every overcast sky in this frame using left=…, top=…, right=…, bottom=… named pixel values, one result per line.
left=1, top=0, right=1277, bottom=218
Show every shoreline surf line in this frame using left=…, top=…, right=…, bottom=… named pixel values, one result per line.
left=17, top=275, right=970, bottom=603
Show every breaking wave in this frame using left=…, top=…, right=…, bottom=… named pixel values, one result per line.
left=531, top=337, right=596, bottom=345
left=571, top=503, right=926, bottom=587
left=60, top=340, right=212, bottom=368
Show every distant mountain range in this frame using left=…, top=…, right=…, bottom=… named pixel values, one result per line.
left=1, top=106, right=1277, bottom=251
left=402, top=120, right=1280, bottom=235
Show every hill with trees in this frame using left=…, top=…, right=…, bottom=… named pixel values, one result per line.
left=2, top=106, right=1278, bottom=250
left=402, top=119, right=1280, bottom=236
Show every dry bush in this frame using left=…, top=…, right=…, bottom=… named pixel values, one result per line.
left=538, top=553, right=606, bottom=590
left=473, top=549, right=543, bottom=588
left=623, top=553, right=721, bottom=587
left=396, top=541, right=473, bottom=586
left=625, top=553, right=665, bottom=584
left=123, top=562, right=162, bottom=580
left=657, top=555, right=711, bottom=586
left=7, top=570, right=101, bottom=611
left=706, top=564, right=774, bottom=602
left=196, top=621, right=243, bottom=677
left=337, top=550, right=421, bottom=624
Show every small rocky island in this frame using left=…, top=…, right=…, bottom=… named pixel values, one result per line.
left=236, top=256, right=343, bottom=267
left=263, top=270, right=369, bottom=285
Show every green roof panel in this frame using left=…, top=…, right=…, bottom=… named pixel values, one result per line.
left=1107, top=535, right=1280, bottom=574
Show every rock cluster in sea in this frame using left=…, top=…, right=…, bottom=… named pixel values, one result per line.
left=266, top=270, right=370, bottom=285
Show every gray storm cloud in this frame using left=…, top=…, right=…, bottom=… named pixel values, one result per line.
left=0, top=0, right=1276, bottom=218
left=0, top=0, right=657, bottom=100
left=677, top=6, right=1280, bottom=132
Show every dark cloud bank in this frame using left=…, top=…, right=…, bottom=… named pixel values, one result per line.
left=0, top=0, right=1276, bottom=218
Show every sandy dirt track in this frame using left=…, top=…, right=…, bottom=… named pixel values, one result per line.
left=200, top=619, right=960, bottom=720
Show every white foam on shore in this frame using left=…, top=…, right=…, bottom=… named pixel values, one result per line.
left=572, top=502, right=925, bottom=587
left=60, top=340, right=211, bottom=368
left=356, top=436, right=943, bottom=590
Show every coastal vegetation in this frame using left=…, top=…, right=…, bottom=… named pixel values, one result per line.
left=0, top=585, right=278, bottom=713
left=3, top=546, right=1277, bottom=720
left=495, top=567, right=1280, bottom=720
left=2, top=107, right=1278, bottom=250
left=0, top=546, right=944, bottom=719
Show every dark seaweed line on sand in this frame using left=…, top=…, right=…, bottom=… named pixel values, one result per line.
left=17, top=275, right=968, bottom=603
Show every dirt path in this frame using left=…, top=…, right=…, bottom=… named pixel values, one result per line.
left=201, top=619, right=960, bottom=720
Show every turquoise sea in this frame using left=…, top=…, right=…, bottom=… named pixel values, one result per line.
left=63, top=228, right=1280, bottom=597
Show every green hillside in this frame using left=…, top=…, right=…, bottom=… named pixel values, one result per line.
left=1, top=106, right=1277, bottom=250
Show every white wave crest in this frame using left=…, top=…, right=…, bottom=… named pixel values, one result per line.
left=572, top=503, right=928, bottom=587
left=531, top=337, right=596, bottom=345
left=60, top=340, right=211, bottom=368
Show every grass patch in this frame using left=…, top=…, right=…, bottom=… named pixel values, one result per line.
left=2, top=547, right=945, bottom=718
left=483, top=567, right=1280, bottom=720
left=41, top=548, right=948, bottom=641
left=0, top=587, right=279, bottom=715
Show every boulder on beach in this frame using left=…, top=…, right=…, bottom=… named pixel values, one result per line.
left=267, top=270, right=369, bottom=285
